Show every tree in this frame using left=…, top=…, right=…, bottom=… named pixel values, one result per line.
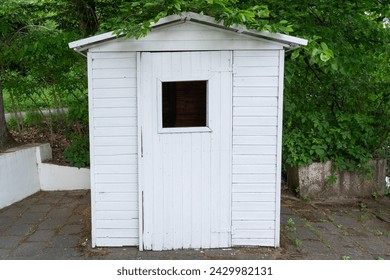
left=0, top=76, right=15, bottom=150
left=0, top=0, right=388, bottom=172
left=264, top=1, right=390, bottom=171
left=102, top=0, right=390, bottom=172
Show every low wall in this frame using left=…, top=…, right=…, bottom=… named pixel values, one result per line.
left=0, top=144, right=41, bottom=209
left=0, top=143, right=90, bottom=209
left=39, top=163, right=90, bottom=191
left=287, top=159, right=387, bottom=200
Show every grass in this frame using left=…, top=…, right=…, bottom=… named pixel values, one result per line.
left=293, top=238, right=303, bottom=247
left=285, top=218, right=297, bottom=233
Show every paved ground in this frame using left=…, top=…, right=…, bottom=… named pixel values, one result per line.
left=0, top=190, right=389, bottom=260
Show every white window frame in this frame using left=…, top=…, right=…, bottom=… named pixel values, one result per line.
left=157, top=77, right=212, bottom=134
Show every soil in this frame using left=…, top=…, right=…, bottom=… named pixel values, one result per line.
left=9, top=126, right=71, bottom=166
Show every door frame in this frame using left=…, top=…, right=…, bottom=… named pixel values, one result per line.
left=136, top=52, right=144, bottom=250
left=137, top=51, right=233, bottom=250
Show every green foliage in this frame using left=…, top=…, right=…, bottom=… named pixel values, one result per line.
left=64, top=134, right=90, bottom=168
left=359, top=202, right=367, bottom=212
left=285, top=218, right=297, bottom=233
left=293, top=238, right=303, bottom=247
left=327, top=174, right=338, bottom=185
left=24, top=111, right=44, bottom=128
left=277, top=1, right=390, bottom=173
left=66, top=93, right=89, bottom=127
left=102, top=0, right=292, bottom=38
left=1, top=0, right=389, bottom=173
left=371, top=191, right=380, bottom=200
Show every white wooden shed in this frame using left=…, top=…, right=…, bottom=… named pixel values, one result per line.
left=69, top=12, right=307, bottom=250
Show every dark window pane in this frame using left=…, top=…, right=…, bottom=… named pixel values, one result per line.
left=162, top=81, right=207, bottom=128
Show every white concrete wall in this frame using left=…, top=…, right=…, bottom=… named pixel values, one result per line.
left=0, top=144, right=90, bottom=209
left=0, top=144, right=41, bottom=209
left=39, top=163, right=90, bottom=191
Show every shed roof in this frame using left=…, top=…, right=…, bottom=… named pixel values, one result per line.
left=69, top=12, right=307, bottom=54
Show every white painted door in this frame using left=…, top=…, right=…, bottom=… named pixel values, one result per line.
left=140, top=51, right=232, bottom=250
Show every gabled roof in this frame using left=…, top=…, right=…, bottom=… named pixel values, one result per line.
left=69, top=12, right=307, bottom=54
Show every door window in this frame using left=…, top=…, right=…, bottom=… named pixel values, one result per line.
left=162, top=81, right=207, bottom=128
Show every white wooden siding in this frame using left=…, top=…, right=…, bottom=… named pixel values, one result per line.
left=90, top=22, right=284, bottom=53
left=90, top=51, right=138, bottom=247
left=232, top=50, right=280, bottom=247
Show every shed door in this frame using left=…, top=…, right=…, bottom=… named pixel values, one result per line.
left=140, top=51, right=232, bottom=250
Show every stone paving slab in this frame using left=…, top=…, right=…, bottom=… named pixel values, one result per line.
left=0, top=191, right=389, bottom=260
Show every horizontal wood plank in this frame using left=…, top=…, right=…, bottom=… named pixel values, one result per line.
left=95, top=228, right=138, bottom=238
left=95, top=155, right=137, bottom=165
left=95, top=237, right=138, bottom=246
left=234, top=77, right=278, bottom=87
left=95, top=210, right=138, bottom=220
left=232, top=164, right=276, bottom=174
left=233, top=174, right=276, bottom=184
left=233, top=145, right=276, bottom=155
left=232, top=238, right=275, bottom=246
left=95, top=183, right=137, bottom=193
left=94, top=88, right=136, bottom=99
left=232, top=192, right=276, bottom=202
left=94, top=136, right=137, bottom=146
left=233, top=136, right=277, bottom=145
left=233, top=107, right=277, bottom=117
left=93, top=68, right=136, bottom=79
left=94, top=117, right=137, bottom=128
left=232, top=220, right=275, bottom=230
left=92, top=58, right=136, bottom=69
left=96, top=192, right=138, bottom=202
left=94, top=98, right=136, bottom=108
left=95, top=174, right=138, bottom=183
left=233, top=117, right=277, bottom=126
left=95, top=164, right=137, bottom=174
left=94, top=108, right=136, bottom=117
left=234, top=66, right=278, bottom=77
left=94, top=127, right=137, bottom=137
left=233, top=97, right=277, bottom=107
left=92, top=52, right=136, bottom=59
left=232, top=229, right=275, bottom=239
left=234, top=50, right=279, bottom=57
left=93, top=78, right=136, bottom=89
left=232, top=201, right=275, bottom=211
left=232, top=211, right=275, bottom=220
left=95, top=201, right=138, bottom=211
left=233, top=87, right=278, bottom=97
left=232, top=183, right=277, bottom=193
left=233, top=155, right=276, bottom=165
left=233, top=126, right=277, bottom=136
left=234, top=56, right=279, bottom=67
left=96, top=219, right=138, bottom=229
left=95, top=145, right=137, bottom=156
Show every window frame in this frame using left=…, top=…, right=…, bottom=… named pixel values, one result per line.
left=157, top=77, right=212, bottom=134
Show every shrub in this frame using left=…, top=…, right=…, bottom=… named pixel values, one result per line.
left=64, top=134, right=90, bottom=168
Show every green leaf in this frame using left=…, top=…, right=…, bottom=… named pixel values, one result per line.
left=291, top=49, right=300, bottom=60
left=320, top=42, right=329, bottom=51
left=320, top=53, right=331, bottom=62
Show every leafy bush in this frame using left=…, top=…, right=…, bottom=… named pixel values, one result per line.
left=64, top=134, right=90, bottom=168
left=24, top=111, right=44, bottom=128
left=66, top=92, right=88, bottom=127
